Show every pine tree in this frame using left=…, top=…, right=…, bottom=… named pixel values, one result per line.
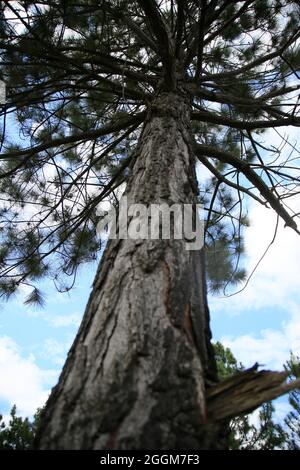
left=214, top=342, right=286, bottom=450
left=283, top=354, right=300, bottom=449
left=0, top=405, right=42, bottom=450
left=1, top=0, right=300, bottom=449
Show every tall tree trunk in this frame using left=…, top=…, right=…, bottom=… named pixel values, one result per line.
left=36, top=91, right=221, bottom=450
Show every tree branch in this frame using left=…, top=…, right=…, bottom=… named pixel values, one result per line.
left=0, top=112, right=145, bottom=178
left=105, top=3, right=159, bottom=53
left=200, top=155, right=266, bottom=205
left=203, top=0, right=254, bottom=47
left=195, top=144, right=299, bottom=232
left=191, top=110, right=300, bottom=130
left=206, top=29, right=300, bottom=81
left=135, top=0, right=173, bottom=79
left=195, top=0, right=207, bottom=81
left=175, top=0, right=185, bottom=57
left=207, top=364, right=300, bottom=421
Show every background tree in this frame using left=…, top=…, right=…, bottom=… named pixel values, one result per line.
left=1, top=0, right=300, bottom=449
left=0, top=405, right=42, bottom=450
left=214, top=344, right=300, bottom=450
left=283, top=354, right=300, bottom=449
left=214, top=342, right=287, bottom=450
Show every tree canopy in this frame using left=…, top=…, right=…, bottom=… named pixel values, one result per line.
left=1, top=0, right=300, bottom=302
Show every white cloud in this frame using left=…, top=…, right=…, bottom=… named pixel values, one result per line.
left=221, top=319, right=300, bottom=370
left=0, top=336, right=56, bottom=417
left=211, top=193, right=300, bottom=369
left=220, top=301, right=300, bottom=370
left=25, top=308, right=82, bottom=329
left=273, top=401, right=292, bottom=424
left=43, top=338, right=72, bottom=366
left=48, top=312, right=82, bottom=328
left=211, top=201, right=300, bottom=313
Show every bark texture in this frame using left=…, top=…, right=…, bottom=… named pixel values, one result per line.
left=36, top=91, right=219, bottom=450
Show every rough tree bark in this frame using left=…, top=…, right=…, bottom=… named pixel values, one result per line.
left=36, top=90, right=222, bottom=450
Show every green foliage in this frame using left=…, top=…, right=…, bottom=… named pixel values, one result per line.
left=24, top=287, right=46, bottom=308
left=0, top=279, right=18, bottom=301
left=213, top=342, right=293, bottom=450
left=214, top=341, right=244, bottom=380
left=231, top=402, right=286, bottom=450
left=283, top=354, right=300, bottom=449
left=206, top=237, right=246, bottom=294
left=0, top=405, right=42, bottom=450
left=62, top=226, right=99, bottom=276
left=254, top=0, right=271, bottom=21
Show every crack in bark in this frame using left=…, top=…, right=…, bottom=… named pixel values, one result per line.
left=182, top=302, right=197, bottom=349
left=163, top=259, right=172, bottom=317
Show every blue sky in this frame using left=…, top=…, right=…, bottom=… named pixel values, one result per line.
left=0, top=263, right=95, bottom=418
